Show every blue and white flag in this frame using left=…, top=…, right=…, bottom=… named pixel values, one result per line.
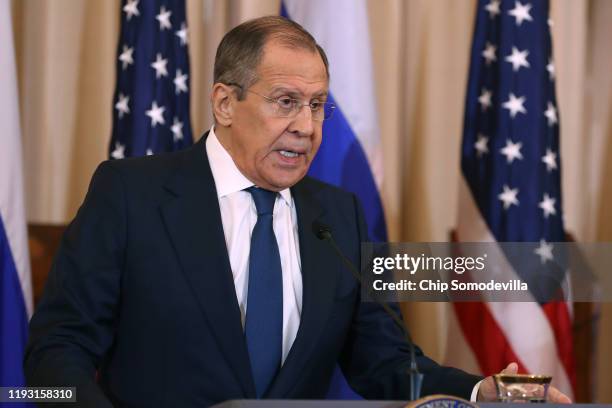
left=282, top=0, right=387, bottom=398
left=282, top=0, right=387, bottom=243
left=110, top=0, right=193, bottom=159
left=0, top=0, right=33, bottom=396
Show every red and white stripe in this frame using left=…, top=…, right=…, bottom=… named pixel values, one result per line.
left=446, top=178, right=575, bottom=398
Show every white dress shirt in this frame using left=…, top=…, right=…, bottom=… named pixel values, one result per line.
left=206, top=127, right=302, bottom=365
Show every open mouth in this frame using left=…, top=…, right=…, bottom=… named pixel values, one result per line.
left=279, top=150, right=300, bottom=158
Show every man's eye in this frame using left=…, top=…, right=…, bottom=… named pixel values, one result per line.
left=277, top=97, right=295, bottom=109
left=309, top=101, right=323, bottom=111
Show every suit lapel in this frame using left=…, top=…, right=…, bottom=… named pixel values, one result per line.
left=159, top=136, right=256, bottom=397
left=266, top=179, right=338, bottom=397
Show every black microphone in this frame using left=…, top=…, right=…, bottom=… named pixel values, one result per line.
left=312, top=221, right=423, bottom=401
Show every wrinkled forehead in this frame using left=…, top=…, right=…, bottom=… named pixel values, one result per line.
left=254, top=40, right=329, bottom=93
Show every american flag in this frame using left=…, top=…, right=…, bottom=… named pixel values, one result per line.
left=109, top=0, right=193, bottom=159
left=451, top=0, right=575, bottom=397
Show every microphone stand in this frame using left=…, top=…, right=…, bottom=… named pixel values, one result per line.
left=313, top=223, right=424, bottom=401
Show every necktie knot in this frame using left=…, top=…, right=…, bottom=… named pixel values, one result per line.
left=247, top=187, right=277, bottom=216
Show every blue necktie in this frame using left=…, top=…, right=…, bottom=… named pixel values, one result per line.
left=245, top=187, right=283, bottom=397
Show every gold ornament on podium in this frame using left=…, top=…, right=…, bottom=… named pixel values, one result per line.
left=404, top=394, right=479, bottom=408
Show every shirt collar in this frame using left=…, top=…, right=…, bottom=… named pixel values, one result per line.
left=205, top=126, right=293, bottom=206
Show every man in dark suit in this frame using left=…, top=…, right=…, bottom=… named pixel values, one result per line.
left=24, top=16, right=567, bottom=407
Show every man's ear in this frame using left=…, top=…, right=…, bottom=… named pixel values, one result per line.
left=211, top=83, right=235, bottom=126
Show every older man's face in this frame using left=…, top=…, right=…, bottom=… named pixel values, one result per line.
left=224, top=40, right=328, bottom=191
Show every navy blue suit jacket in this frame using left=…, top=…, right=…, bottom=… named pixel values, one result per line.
left=25, top=135, right=481, bottom=407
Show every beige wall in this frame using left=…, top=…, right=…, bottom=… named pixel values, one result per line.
left=11, top=0, right=612, bottom=401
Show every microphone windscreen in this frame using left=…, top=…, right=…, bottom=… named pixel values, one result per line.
left=311, top=221, right=331, bottom=240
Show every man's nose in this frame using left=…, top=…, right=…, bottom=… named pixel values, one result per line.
left=288, top=105, right=315, bottom=137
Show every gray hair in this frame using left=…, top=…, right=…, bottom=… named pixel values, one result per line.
left=214, top=16, right=329, bottom=100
